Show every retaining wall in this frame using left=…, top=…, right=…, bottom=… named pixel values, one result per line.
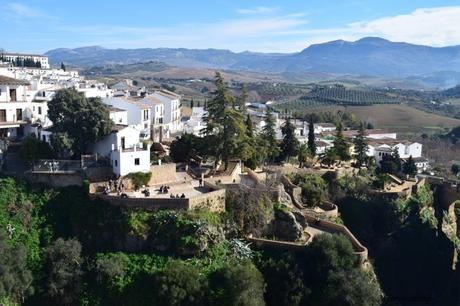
left=303, top=214, right=368, bottom=263
left=26, top=171, right=84, bottom=187
left=149, top=163, right=177, bottom=185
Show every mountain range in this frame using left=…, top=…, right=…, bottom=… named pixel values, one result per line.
left=45, top=37, right=460, bottom=83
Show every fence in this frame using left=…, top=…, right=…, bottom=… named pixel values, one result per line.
left=32, top=159, right=82, bottom=173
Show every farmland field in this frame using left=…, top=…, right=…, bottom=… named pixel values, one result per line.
left=275, top=103, right=460, bottom=134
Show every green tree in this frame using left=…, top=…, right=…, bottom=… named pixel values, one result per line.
left=292, top=173, right=328, bottom=207
left=152, top=261, right=207, bottom=306
left=209, top=261, right=265, bottom=306
left=452, top=164, right=460, bottom=176
left=0, top=233, right=33, bottom=304
left=380, top=148, right=401, bottom=175
left=48, top=88, right=113, bottom=156
left=237, top=84, right=248, bottom=112
left=307, top=119, right=316, bottom=157
left=261, top=108, right=279, bottom=162
left=202, top=72, right=245, bottom=170
left=354, top=122, right=369, bottom=167
left=169, top=133, right=205, bottom=162
left=50, top=132, right=74, bottom=158
left=280, top=117, right=299, bottom=162
left=258, top=253, right=309, bottom=306
left=44, top=238, right=83, bottom=305
left=60, top=62, right=66, bottom=71
left=297, top=143, right=309, bottom=168
left=19, top=135, right=54, bottom=163
left=304, top=234, right=382, bottom=306
left=333, top=123, right=351, bottom=162
left=403, top=155, right=418, bottom=176
left=321, top=147, right=338, bottom=167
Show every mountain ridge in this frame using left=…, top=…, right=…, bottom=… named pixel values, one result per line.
left=45, top=37, right=460, bottom=79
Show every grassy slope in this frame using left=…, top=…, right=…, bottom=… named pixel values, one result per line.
left=285, top=103, right=460, bottom=133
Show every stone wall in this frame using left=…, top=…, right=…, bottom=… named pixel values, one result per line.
left=148, top=163, right=177, bottom=185
left=303, top=214, right=368, bottom=263
left=88, top=180, right=226, bottom=213
left=89, top=193, right=189, bottom=210
left=26, top=172, right=84, bottom=187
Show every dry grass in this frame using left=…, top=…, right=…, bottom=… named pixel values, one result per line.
left=296, top=103, right=460, bottom=134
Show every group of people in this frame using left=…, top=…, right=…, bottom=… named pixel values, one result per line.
left=107, top=179, right=125, bottom=196
left=170, top=193, right=186, bottom=199
left=158, top=185, right=170, bottom=194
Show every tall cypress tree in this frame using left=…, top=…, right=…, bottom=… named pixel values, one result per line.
left=202, top=72, right=245, bottom=170
left=280, top=117, right=299, bottom=162
left=354, top=122, right=368, bottom=167
left=307, top=119, right=316, bottom=157
left=261, top=108, right=279, bottom=162
left=333, top=122, right=351, bottom=161
left=245, top=114, right=253, bottom=138
left=237, top=85, right=248, bottom=112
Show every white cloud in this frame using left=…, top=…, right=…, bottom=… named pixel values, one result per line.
left=3, top=2, right=55, bottom=21
left=302, top=6, right=460, bottom=47
left=236, top=6, right=277, bottom=15
left=57, top=6, right=460, bottom=53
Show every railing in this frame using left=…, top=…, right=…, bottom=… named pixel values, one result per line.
left=32, top=159, right=82, bottom=172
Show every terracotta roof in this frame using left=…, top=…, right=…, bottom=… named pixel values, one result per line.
left=0, top=75, right=30, bottom=86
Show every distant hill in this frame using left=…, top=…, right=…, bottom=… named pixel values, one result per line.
left=46, top=37, right=460, bottom=79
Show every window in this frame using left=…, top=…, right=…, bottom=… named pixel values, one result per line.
left=134, top=158, right=140, bottom=165
left=143, top=109, right=149, bottom=120
left=0, top=110, right=6, bottom=122
left=114, top=160, right=118, bottom=167
left=42, top=135, right=46, bottom=142
left=16, top=109, right=22, bottom=121
left=38, top=107, right=42, bottom=115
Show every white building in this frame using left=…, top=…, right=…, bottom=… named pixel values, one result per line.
left=0, top=76, right=50, bottom=138
left=314, top=123, right=336, bottom=134
left=184, top=107, right=207, bottom=136
left=111, top=79, right=146, bottom=98
left=102, top=98, right=151, bottom=140
left=2, top=53, right=50, bottom=69
left=109, top=107, right=128, bottom=125
left=137, top=96, right=167, bottom=142
left=149, top=90, right=181, bottom=134
left=369, top=140, right=424, bottom=168
left=90, top=125, right=151, bottom=176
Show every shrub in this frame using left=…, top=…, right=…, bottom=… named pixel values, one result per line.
left=128, top=172, right=151, bottom=188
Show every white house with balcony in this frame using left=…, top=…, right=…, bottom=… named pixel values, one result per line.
left=0, top=75, right=50, bottom=138
left=90, top=125, right=151, bottom=176
left=102, top=97, right=151, bottom=140
left=149, top=90, right=181, bottom=134
left=138, top=96, right=167, bottom=142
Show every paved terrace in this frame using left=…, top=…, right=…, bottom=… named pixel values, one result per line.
left=109, top=179, right=210, bottom=199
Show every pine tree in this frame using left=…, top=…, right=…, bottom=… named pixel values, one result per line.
left=237, top=85, right=248, bottom=112
left=245, top=114, right=253, bottom=138
left=354, top=122, right=368, bottom=167
left=202, top=72, right=245, bottom=170
left=333, top=122, right=351, bottom=162
left=261, top=108, right=279, bottom=162
left=280, top=117, right=299, bottom=162
left=307, top=119, right=316, bottom=156
left=403, top=155, right=418, bottom=176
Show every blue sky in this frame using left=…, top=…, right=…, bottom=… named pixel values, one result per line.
left=1, top=0, right=460, bottom=53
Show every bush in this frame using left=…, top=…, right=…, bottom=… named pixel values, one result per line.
left=128, top=172, right=151, bottom=188
left=209, top=260, right=265, bottom=306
